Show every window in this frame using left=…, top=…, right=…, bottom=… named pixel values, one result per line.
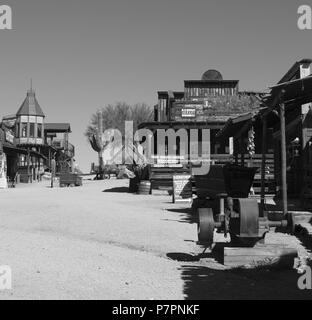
left=29, top=123, right=35, bottom=138
left=21, top=123, right=27, bottom=138
left=16, top=123, right=20, bottom=138
left=37, top=124, right=42, bottom=138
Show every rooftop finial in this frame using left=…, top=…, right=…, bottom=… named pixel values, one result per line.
left=27, top=79, right=35, bottom=96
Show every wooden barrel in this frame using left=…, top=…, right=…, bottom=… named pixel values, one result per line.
left=129, top=176, right=140, bottom=193
left=137, top=181, right=151, bottom=195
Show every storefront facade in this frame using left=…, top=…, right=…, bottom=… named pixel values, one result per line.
left=140, top=69, right=260, bottom=165
left=1, top=86, right=76, bottom=184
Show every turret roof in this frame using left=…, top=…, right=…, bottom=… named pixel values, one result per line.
left=16, top=89, right=45, bottom=117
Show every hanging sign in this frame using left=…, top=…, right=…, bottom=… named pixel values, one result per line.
left=0, top=153, right=8, bottom=189
left=5, top=130, right=14, bottom=144
left=181, top=108, right=196, bottom=118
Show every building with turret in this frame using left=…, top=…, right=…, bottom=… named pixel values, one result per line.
left=1, top=85, right=76, bottom=184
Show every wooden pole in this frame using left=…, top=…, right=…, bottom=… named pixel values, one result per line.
left=240, top=137, right=245, bottom=167
left=280, top=102, right=288, bottom=216
left=51, top=158, right=56, bottom=188
left=97, top=112, right=104, bottom=180
left=260, top=116, right=267, bottom=217
left=234, top=138, right=239, bottom=165
left=27, top=149, right=30, bottom=184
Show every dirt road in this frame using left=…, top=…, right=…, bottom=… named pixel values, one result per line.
left=0, top=179, right=311, bottom=300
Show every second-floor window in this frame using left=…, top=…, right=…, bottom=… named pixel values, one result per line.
left=29, top=123, right=35, bottom=138
left=21, top=123, right=27, bottom=138
left=37, top=124, right=42, bottom=138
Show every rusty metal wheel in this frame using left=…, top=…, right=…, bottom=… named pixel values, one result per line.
left=198, top=208, right=215, bottom=245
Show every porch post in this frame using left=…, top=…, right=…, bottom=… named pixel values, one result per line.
left=233, top=138, right=239, bottom=165
left=240, top=137, right=245, bottom=166
left=27, top=149, right=30, bottom=183
left=260, top=116, right=267, bottom=217
left=280, top=102, right=288, bottom=216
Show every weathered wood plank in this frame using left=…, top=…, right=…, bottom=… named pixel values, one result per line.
left=224, top=247, right=297, bottom=256
left=224, top=246, right=298, bottom=268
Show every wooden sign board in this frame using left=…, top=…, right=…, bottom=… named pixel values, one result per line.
left=0, top=153, right=8, bottom=189
left=172, top=174, right=192, bottom=203
left=181, top=108, right=196, bottom=118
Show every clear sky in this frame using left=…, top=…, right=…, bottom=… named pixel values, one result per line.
left=1, top=0, right=311, bottom=171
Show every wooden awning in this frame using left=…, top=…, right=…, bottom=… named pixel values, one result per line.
left=218, top=76, right=312, bottom=141
left=263, top=75, right=312, bottom=109
left=216, top=113, right=255, bottom=140
left=216, top=108, right=280, bottom=141
left=3, top=145, right=29, bottom=155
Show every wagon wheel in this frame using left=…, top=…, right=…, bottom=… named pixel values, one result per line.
left=198, top=208, right=215, bottom=245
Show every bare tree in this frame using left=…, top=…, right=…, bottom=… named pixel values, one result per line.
left=85, top=102, right=153, bottom=177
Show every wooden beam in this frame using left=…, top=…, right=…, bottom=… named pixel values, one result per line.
left=260, top=116, right=267, bottom=217
left=240, top=137, right=245, bottom=167
left=280, top=102, right=288, bottom=216
left=27, top=149, right=30, bottom=184
left=234, top=138, right=239, bottom=165
left=224, top=245, right=298, bottom=268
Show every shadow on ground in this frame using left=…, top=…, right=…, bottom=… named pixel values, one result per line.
left=179, top=264, right=312, bottom=300
left=167, top=243, right=224, bottom=264
left=294, top=224, right=312, bottom=253
left=102, top=187, right=129, bottom=193
left=165, top=197, right=312, bottom=299
left=166, top=207, right=197, bottom=224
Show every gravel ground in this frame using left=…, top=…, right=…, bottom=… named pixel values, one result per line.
left=0, top=178, right=311, bottom=300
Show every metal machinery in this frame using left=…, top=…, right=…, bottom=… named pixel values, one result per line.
left=196, top=164, right=294, bottom=247
left=197, top=198, right=293, bottom=247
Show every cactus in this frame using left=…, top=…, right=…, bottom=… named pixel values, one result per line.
left=89, top=111, right=107, bottom=179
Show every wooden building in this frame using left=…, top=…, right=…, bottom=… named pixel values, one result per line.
left=45, top=123, right=75, bottom=174
left=2, top=86, right=76, bottom=184
left=140, top=69, right=260, bottom=166
left=270, top=59, right=312, bottom=198
left=217, top=59, right=312, bottom=207
left=14, top=88, right=46, bottom=182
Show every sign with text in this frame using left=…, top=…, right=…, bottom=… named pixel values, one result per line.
left=5, top=130, right=14, bottom=144
left=172, top=174, right=192, bottom=203
left=0, top=153, right=7, bottom=189
left=181, top=108, right=196, bottom=118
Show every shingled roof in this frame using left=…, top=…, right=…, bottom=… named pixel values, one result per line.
left=45, top=123, right=71, bottom=133
left=16, top=89, right=45, bottom=117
